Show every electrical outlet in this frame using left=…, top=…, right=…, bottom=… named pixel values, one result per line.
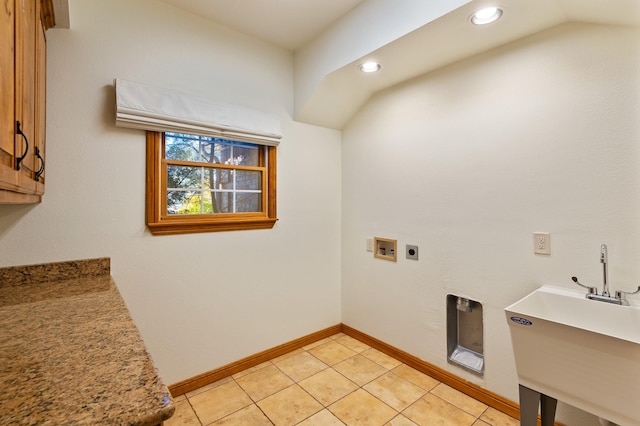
left=366, top=238, right=374, bottom=252
left=406, top=245, right=419, bottom=260
left=533, top=233, right=550, bottom=255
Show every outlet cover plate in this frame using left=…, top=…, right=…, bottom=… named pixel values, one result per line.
left=366, top=238, right=374, bottom=252
left=406, top=245, right=419, bottom=260
left=533, top=232, right=550, bottom=255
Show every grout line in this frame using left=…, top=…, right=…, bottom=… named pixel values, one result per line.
left=184, top=396, right=204, bottom=426
left=181, top=333, right=515, bottom=426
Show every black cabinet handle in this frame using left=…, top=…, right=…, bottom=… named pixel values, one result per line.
left=15, top=121, right=29, bottom=171
left=35, top=146, right=45, bottom=181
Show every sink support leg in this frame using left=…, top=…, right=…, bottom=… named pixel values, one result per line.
left=519, top=385, right=540, bottom=426
left=541, top=392, right=558, bottom=425
left=519, top=384, right=557, bottom=426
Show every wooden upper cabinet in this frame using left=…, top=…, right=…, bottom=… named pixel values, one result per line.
left=34, top=6, right=46, bottom=194
left=0, top=0, right=16, bottom=174
left=0, top=0, right=52, bottom=203
left=17, top=0, right=38, bottom=182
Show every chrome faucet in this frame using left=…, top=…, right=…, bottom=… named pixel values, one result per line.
left=614, top=287, right=640, bottom=304
left=571, top=276, right=597, bottom=295
left=571, top=243, right=639, bottom=306
left=601, top=244, right=609, bottom=296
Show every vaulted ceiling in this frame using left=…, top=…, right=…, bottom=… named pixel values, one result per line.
left=63, top=0, right=640, bottom=129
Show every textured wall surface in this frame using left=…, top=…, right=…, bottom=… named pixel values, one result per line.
left=341, top=23, right=640, bottom=425
left=0, top=0, right=342, bottom=385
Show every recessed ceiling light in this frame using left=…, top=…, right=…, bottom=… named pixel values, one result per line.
left=359, top=62, right=381, bottom=73
left=471, top=6, right=503, bottom=25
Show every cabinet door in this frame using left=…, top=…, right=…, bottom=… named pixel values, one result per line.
left=0, top=0, right=46, bottom=203
left=16, top=0, right=38, bottom=184
left=35, top=9, right=46, bottom=192
left=0, top=0, right=15, bottom=172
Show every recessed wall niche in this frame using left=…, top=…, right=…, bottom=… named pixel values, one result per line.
left=374, top=237, right=397, bottom=262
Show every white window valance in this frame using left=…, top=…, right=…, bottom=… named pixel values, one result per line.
left=114, top=79, right=282, bottom=146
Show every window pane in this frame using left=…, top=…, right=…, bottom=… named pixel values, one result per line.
left=236, top=193, right=261, bottom=212
left=202, top=192, right=214, bottom=214
left=210, top=140, right=256, bottom=166
left=165, top=133, right=261, bottom=167
left=208, top=169, right=232, bottom=190
left=165, top=133, right=208, bottom=162
left=212, top=141, right=233, bottom=164
left=202, top=168, right=216, bottom=190
left=236, top=170, right=261, bottom=190
left=212, top=192, right=232, bottom=213
left=167, top=165, right=205, bottom=189
left=208, top=191, right=261, bottom=213
left=167, top=190, right=214, bottom=215
left=233, top=144, right=260, bottom=166
left=168, top=190, right=197, bottom=214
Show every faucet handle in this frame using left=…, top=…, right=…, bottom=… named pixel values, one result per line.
left=571, top=276, right=598, bottom=294
left=614, top=286, right=640, bottom=300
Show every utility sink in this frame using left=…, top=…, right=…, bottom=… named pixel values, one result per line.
left=506, top=285, right=640, bottom=426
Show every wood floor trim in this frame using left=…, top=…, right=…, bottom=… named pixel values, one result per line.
left=341, top=325, right=518, bottom=415
left=168, top=323, right=563, bottom=426
left=168, top=324, right=341, bottom=396
left=341, top=324, right=563, bottom=426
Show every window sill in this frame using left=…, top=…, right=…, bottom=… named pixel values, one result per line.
left=147, top=217, right=278, bottom=235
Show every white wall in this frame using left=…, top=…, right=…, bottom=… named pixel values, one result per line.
left=2, top=3, right=638, bottom=424
left=0, top=0, right=342, bottom=385
left=341, top=23, right=640, bottom=425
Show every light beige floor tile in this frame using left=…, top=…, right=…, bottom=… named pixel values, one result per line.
left=329, top=388, right=398, bottom=425
left=363, top=372, right=427, bottom=411
left=274, top=351, right=328, bottom=382
left=307, top=341, right=357, bottom=365
left=235, top=364, right=294, bottom=401
left=297, top=409, right=346, bottom=425
left=298, top=368, right=359, bottom=406
left=333, top=354, right=388, bottom=386
left=391, top=365, right=440, bottom=392
left=335, top=335, right=371, bottom=353
left=402, top=393, right=476, bottom=426
left=172, top=394, right=186, bottom=403
left=361, top=348, right=403, bottom=369
left=163, top=398, right=201, bottom=426
left=271, top=348, right=304, bottom=364
left=185, top=376, right=234, bottom=399
left=210, top=404, right=272, bottom=425
left=189, top=380, right=253, bottom=425
left=257, top=384, right=323, bottom=426
left=430, top=383, right=488, bottom=417
left=176, top=334, right=510, bottom=426
left=386, top=414, right=419, bottom=426
left=303, top=337, right=334, bottom=351
left=232, top=361, right=273, bottom=379
left=478, top=407, right=519, bottom=426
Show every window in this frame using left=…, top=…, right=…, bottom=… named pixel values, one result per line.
left=114, top=79, right=281, bottom=234
left=146, top=131, right=277, bottom=235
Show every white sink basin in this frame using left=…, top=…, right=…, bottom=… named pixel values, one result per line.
left=506, top=285, right=640, bottom=426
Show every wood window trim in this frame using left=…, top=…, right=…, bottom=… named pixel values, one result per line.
left=146, top=131, right=277, bottom=235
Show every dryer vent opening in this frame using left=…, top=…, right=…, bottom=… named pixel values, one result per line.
left=447, top=294, right=484, bottom=375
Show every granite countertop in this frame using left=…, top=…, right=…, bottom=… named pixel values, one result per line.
left=0, top=258, right=174, bottom=425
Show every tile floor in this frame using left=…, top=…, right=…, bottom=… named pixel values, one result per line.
left=165, top=333, right=518, bottom=426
